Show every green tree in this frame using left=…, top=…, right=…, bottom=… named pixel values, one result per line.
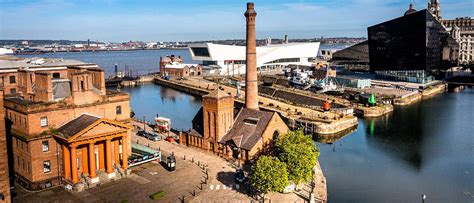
left=275, top=130, right=319, bottom=184
left=250, top=155, right=289, bottom=196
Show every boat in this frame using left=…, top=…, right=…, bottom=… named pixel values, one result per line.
left=313, top=77, right=344, bottom=95
left=291, top=71, right=310, bottom=86
left=155, top=116, right=171, bottom=132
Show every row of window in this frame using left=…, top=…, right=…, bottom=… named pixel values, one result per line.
left=15, top=137, right=49, bottom=153
left=15, top=155, right=32, bottom=175
left=11, top=108, right=123, bottom=130
left=14, top=137, right=28, bottom=152
left=9, top=111, right=27, bottom=128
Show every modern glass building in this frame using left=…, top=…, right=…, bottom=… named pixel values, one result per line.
left=367, top=9, right=458, bottom=83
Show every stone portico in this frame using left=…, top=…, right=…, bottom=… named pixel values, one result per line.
left=53, top=114, right=132, bottom=186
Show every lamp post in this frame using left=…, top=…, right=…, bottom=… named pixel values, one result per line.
left=421, top=194, right=426, bottom=203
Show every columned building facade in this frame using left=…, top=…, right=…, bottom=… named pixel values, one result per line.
left=53, top=115, right=131, bottom=185
left=0, top=57, right=132, bottom=191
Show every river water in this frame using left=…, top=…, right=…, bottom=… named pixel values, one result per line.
left=14, top=49, right=473, bottom=202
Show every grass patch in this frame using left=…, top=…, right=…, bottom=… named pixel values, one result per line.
left=149, top=191, right=165, bottom=201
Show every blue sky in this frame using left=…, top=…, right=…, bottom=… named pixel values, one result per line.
left=0, top=0, right=472, bottom=42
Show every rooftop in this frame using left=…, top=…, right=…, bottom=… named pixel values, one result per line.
left=56, top=114, right=101, bottom=139
left=219, top=108, right=274, bottom=150
left=0, top=56, right=95, bottom=69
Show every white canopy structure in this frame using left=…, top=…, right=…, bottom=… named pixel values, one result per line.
left=188, top=42, right=320, bottom=75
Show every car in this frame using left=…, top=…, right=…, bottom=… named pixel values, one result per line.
left=145, top=132, right=162, bottom=141
left=235, top=168, right=245, bottom=183
left=137, top=130, right=146, bottom=137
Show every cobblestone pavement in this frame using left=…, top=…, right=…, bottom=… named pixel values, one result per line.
left=14, top=152, right=203, bottom=203
left=132, top=133, right=308, bottom=203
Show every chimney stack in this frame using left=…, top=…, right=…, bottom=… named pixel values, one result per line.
left=244, top=2, right=259, bottom=110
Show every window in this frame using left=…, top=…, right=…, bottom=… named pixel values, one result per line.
left=116, top=106, right=122, bottom=115
left=9, top=75, right=16, bottom=84
left=42, top=141, right=49, bottom=152
left=40, top=116, right=48, bottom=127
left=52, top=73, right=60, bottom=78
left=10, top=88, right=16, bottom=94
left=43, top=161, right=51, bottom=173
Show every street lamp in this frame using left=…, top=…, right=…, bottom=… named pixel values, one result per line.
left=167, top=154, right=176, bottom=171
left=421, top=194, right=427, bottom=203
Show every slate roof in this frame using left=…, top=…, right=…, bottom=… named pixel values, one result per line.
left=204, top=87, right=231, bottom=99
left=56, top=114, right=100, bottom=139
left=191, top=107, right=204, bottom=137
left=219, top=108, right=275, bottom=151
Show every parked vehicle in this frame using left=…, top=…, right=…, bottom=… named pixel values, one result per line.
left=146, top=133, right=162, bottom=141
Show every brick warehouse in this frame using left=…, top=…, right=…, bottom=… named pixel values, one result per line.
left=0, top=56, right=132, bottom=191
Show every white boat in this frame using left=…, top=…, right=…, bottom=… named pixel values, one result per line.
left=291, top=71, right=310, bottom=86
left=0, top=48, right=14, bottom=55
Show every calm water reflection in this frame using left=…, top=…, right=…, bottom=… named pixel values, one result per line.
left=318, top=89, right=474, bottom=202
left=120, top=84, right=201, bottom=131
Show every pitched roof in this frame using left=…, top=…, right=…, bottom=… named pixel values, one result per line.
left=204, top=87, right=231, bottom=99
left=219, top=108, right=275, bottom=150
left=56, top=114, right=101, bottom=139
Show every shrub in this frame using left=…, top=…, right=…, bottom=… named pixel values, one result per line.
left=149, top=191, right=165, bottom=201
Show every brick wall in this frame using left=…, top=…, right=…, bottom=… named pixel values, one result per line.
left=0, top=91, right=11, bottom=202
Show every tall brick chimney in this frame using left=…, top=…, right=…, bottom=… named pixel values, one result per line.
left=244, top=2, right=259, bottom=110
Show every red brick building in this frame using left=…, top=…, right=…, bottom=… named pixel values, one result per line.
left=159, top=55, right=202, bottom=77
left=0, top=57, right=132, bottom=191
left=0, top=90, right=11, bottom=203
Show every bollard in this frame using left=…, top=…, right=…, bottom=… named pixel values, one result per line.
left=184, top=155, right=186, bottom=160
left=198, top=161, right=200, bottom=166
left=192, top=157, right=194, bottom=163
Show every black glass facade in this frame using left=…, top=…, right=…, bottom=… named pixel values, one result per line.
left=368, top=9, right=454, bottom=75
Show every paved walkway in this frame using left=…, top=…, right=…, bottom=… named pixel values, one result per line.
left=133, top=133, right=310, bottom=202
left=14, top=153, right=203, bottom=203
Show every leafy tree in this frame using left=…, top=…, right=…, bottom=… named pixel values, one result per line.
left=275, top=130, right=319, bottom=184
left=250, top=155, right=289, bottom=196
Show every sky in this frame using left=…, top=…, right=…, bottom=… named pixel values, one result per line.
left=0, top=0, right=472, bottom=42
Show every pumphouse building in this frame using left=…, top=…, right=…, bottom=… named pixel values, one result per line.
left=181, top=2, right=289, bottom=161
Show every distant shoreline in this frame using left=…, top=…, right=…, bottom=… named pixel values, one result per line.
left=14, top=47, right=189, bottom=55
